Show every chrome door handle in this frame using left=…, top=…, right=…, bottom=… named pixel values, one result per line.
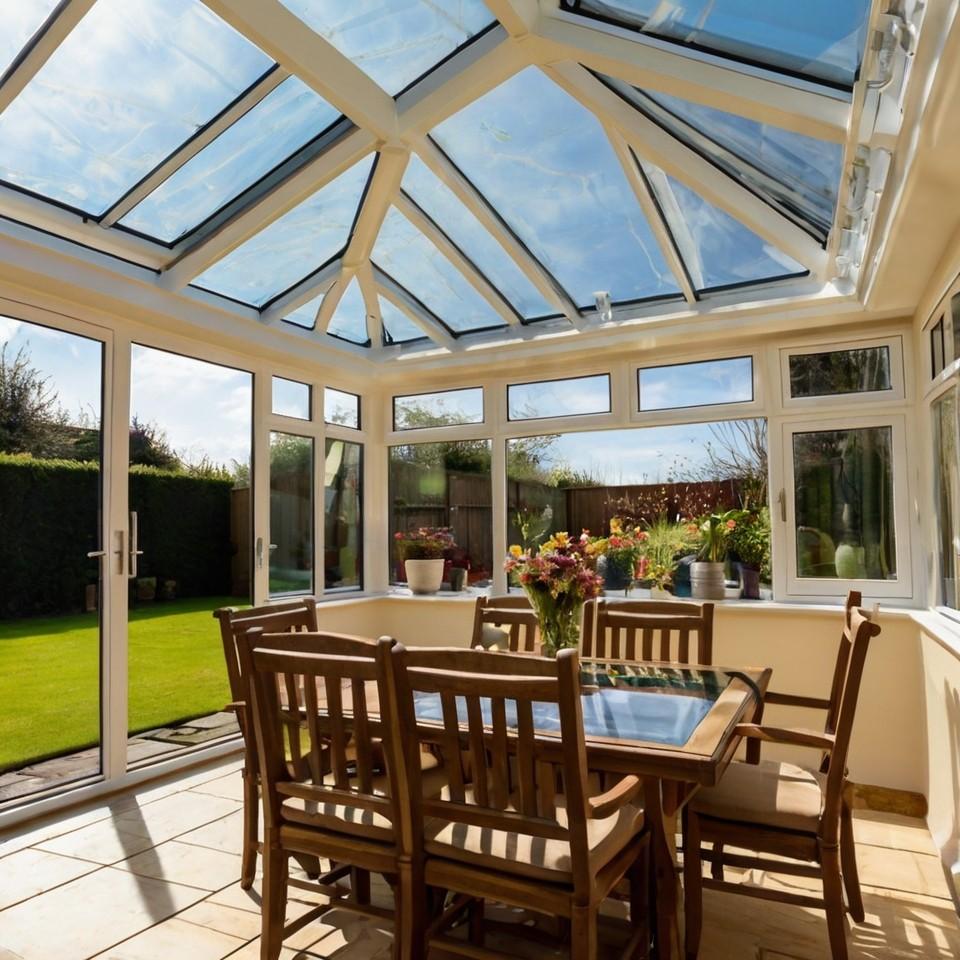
left=86, top=550, right=106, bottom=559
left=778, top=488, right=787, bottom=523
left=129, top=511, right=144, bottom=578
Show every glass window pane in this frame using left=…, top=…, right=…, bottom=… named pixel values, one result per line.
left=0, top=0, right=272, bottom=215
left=792, top=426, right=896, bottom=580
left=280, top=0, right=494, bottom=95
left=788, top=346, right=892, bottom=398
left=381, top=296, right=426, bottom=344
left=270, top=432, right=314, bottom=596
left=327, top=278, right=370, bottom=344
left=933, top=390, right=959, bottom=609
left=325, top=388, right=360, bottom=428
left=432, top=67, right=680, bottom=308
left=394, top=388, right=483, bottom=430
left=272, top=376, right=311, bottom=420
left=372, top=207, right=505, bottom=333
left=325, top=439, right=362, bottom=590
left=565, top=1, right=870, bottom=89
left=389, top=440, right=492, bottom=585
left=400, top=155, right=554, bottom=319
left=121, top=78, right=341, bottom=243
left=508, top=374, right=611, bottom=421
left=932, top=318, right=946, bottom=378
left=0, top=1, right=59, bottom=79
left=639, top=357, right=753, bottom=411
left=193, top=154, right=374, bottom=306
left=285, top=294, right=322, bottom=330
left=951, top=293, right=960, bottom=366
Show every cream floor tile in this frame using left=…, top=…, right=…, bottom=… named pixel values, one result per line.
left=0, top=848, right=100, bottom=910
left=189, top=772, right=245, bottom=802
left=0, top=866, right=206, bottom=960
left=115, top=840, right=242, bottom=892
left=857, top=845, right=950, bottom=898
left=176, top=899, right=263, bottom=942
left=852, top=811, right=940, bottom=857
left=91, top=916, right=245, bottom=960
left=35, top=820, right=158, bottom=866
left=112, top=791, right=241, bottom=846
left=178, top=810, right=248, bottom=856
left=0, top=801, right=132, bottom=860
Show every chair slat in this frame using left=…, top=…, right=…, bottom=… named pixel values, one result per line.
left=659, top=629, right=671, bottom=661
left=515, top=699, right=537, bottom=817
left=302, top=675, right=322, bottom=784
left=441, top=692, right=466, bottom=802
left=351, top=678, right=373, bottom=794
left=490, top=697, right=510, bottom=809
left=466, top=695, right=489, bottom=807
left=678, top=628, right=690, bottom=663
left=642, top=627, right=653, bottom=661
left=324, top=676, right=349, bottom=788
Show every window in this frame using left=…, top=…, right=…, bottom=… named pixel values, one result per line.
left=508, top=374, right=611, bottom=421
left=389, top=440, right=492, bottom=585
left=638, top=357, right=753, bottom=411
left=788, top=345, right=893, bottom=399
left=394, top=387, right=483, bottom=430
left=269, top=431, right=314, bottom=596
left=324, top=388, right=360, bottom=429
left=932, top=316, right=946, bottom=378
left=324, top=439, right=362, bottom=591
left=933, top=389, right=959, bottom=610
left=952, top=293, right=960, bottom=366
left=272, top=376, right=311, bottom=420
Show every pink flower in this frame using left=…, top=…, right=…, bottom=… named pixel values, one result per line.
left=726, top=520, right=737, bottom=530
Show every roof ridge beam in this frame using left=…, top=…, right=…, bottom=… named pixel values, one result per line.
left=483, top=0, right=539, bottom=37
left=373, top=265, right=459, bottom=351
left=200, top=0, right=398, bottom=139
left=545, top=63, right=827, bottom=275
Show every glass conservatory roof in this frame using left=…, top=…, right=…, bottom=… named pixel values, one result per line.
left=0, top=0, right=891, bottom=359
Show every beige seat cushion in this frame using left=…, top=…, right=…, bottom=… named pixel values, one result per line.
left=424, top=795, right=645, bottom=883
left=691, top=760, right=826, bottom=833
left=478, top=624, right=510, bottom=650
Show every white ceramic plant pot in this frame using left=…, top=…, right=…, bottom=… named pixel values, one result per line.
left=404, top=558, right=445, bottom=595
left=690, top=561, right=725, bottom=600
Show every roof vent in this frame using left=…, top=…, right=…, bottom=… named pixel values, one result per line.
left=594, top=290, right=612, bottom=322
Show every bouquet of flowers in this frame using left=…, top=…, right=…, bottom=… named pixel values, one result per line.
left=587, top=519, right=649, bottom=591
left=394, top=526, right=456, bottom=561
left=504, top=531, right=603, bottom=656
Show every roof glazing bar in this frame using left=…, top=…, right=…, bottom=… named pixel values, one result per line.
left=373, top=264, right=458, bottom=350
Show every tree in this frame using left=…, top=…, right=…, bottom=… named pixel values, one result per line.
left=701, top=419, right=769, bottom=508
left=0, top=342, right=72, bottom=457
left=128, top=416, right=181, bottom=470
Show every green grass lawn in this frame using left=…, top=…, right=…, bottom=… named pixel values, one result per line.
left=0, top=596, right=239, bottom=772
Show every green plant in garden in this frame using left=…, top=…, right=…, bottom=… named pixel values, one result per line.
left=698, top=509, right=747, bottom=563
left=728, top=507, right=772, bottom=580
left=394, top=526, right=456, bottom=561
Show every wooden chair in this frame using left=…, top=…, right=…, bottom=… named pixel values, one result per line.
left=241, top=629, right=424, bottom=960
left=391, top=645, right=650, bottom=960
left=682, top=600, right=881, bottom=960
left=213, top=600, right=319, bottom=888
left=581, top=598, right=715, bottom=665
left=471, top=595, right=539, bottom=653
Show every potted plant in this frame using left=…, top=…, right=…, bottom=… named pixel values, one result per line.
left=504, top=532, right=603, bottom=656
left=728, top=508, right=771, bottom=600
left=691, top=510, right=743, bottom=600
left=588, top=520, right=647, bottom=593
left=394, top=527, right=455, bottom=595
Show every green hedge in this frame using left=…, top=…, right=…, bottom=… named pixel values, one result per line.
left=0, top=454, right=236, bottom=618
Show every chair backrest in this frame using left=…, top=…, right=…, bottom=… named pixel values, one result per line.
left=391, top=646, right=595, bottom=895
left=819, top=603, right=880, bottom=843
left=823, top=591, right=864, bottom=740
left=240, top=628, right=406, bottom=847
left=581, top=598, right=714, bottom=664
left=471, top=595, right=539, bottom=653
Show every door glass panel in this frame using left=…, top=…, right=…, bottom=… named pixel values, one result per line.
left=127, top=346, right=252, bottom=765
left=0, top=316, right=103, bottom=803
left=933, top=390, right=959, bottom=609
left=325, top=439, right=362, bottom=591
left=788, top=346, right=892, bottom=398
left=792, top=426, right=896, bottom=580
left=270, top=431, right=314, bottom=596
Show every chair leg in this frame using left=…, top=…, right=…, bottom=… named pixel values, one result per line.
left=821, top=845, right=850, bottom=960
left=260, top=834, right=288, bottom=960
left=629, top=845, right=651, bottom=959
left=352, top=866, right=371, bottom=906
left=710, top=841, right=724, bottom=881
left=394, top=856, right=426, bottom=960
left=682, top=810, right=703, bottom=960
left=240, top=769, right=259, bottom=890
left=468, top=898, right=485, bottom=946
left=570, top=901, right=598, bottom=960
left=840, top=802, right=865, bottom=923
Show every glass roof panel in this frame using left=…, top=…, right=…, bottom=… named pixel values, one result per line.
left=372, top=207, right=506, bottom=333
left=284, top=294, right=323, bottom=329
left=279, top=1, right=495, bottom=96
left=431, top=67, right=680, bottom=309
left=327, top=277, right=370, bottom=344
left=0, top=1, right=60, bottom=79
left=401, top=154, right=554, bottom=319
left=192, top=154, right=374, bottom=307
left=0, top=0, right=272, bottom=215
left=646, top=167, right=806, bottom=290
left=563, top=1, right=870, bottom=89
left=380, top=296, right=426, bottom=344
left=121, top=77, right=341, bottom=243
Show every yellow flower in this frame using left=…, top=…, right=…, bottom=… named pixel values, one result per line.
left=508, top=544, right=523, bottom=558
left=610, top=517, right=623, bottom=534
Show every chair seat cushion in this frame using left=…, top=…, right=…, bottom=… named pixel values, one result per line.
left=424, top=796, right=645, bottom=883
left=691, top=760, right=826, bottom=833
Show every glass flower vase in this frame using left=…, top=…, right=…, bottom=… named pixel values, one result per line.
left=526, top=589, right=583, bottom=657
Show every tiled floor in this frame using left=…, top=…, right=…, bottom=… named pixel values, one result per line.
left=0, top=756, right=957, bottom=959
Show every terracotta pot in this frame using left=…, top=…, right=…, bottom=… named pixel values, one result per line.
left=690, top=561, right=725, bottom=600
left=403, top=558, right=444, bottom=595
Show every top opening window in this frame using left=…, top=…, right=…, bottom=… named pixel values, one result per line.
left=508, top=374, right=611, bottom=421
left=394, top=387, right=483, bottom=431
left=325, top=388, right=360, bottom=429
left=638, top=357, right=754, bottom=411
left=783, top=339, right=902, bottom=403
left=272, top=376, right=311, bottom=420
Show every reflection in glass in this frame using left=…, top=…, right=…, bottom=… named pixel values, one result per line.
left=639, top=357, right=753, bottom=411
left=381, top=296, right=426, bottom=344
left=372, top=208, right=505, bottom=333
left=193, top=154, right=374, bottom=306
left=508, top=375, right=611, bottom=420
left=272, top=376, right=311, bottom=420
left=793, top=427, right=896, bottom=580
left=327, top=278, right=370, bottom=344
left=270, top=432, right=314, bottom=596
left=0, top=1, right=60, bottom=79
left=788, top=346, right=892, bottom=398
left=280, top=0, right=494, bottom=95
left=931, top=318, right=946, bottom=378
left=933, top=390, right=959, bottom=609
left=122, top=78, right=341, bottom=243
left=394, top=387, right=484, bottom=429
left=324, top=388, right=360, bottom=428
left=432, top=67, right=679, bottom=308
left=389, top=440, right=492, bottom=584
left=0, top=0, right=271, bottom=215
left=325, top=439, right=362, bottom=590
left=400, top=155, right=553, bottom=319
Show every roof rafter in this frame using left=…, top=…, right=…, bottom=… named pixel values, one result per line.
left=545, top=63, right=828, bottom=276
left=258, top=257, right=340, bottom=325
left=356, top=261, right=382, bottom=346
left=200, top=0, right=398, bottom=140
left=0, top=0, right=97, bottom=114
left=315, top=274, right=347, bottom=333
left=482, top=0, right=539, bottom=37
left=373, top=264, right=458, bottom=351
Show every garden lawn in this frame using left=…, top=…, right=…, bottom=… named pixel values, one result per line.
left=0, top=596, right=238, bottom=772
